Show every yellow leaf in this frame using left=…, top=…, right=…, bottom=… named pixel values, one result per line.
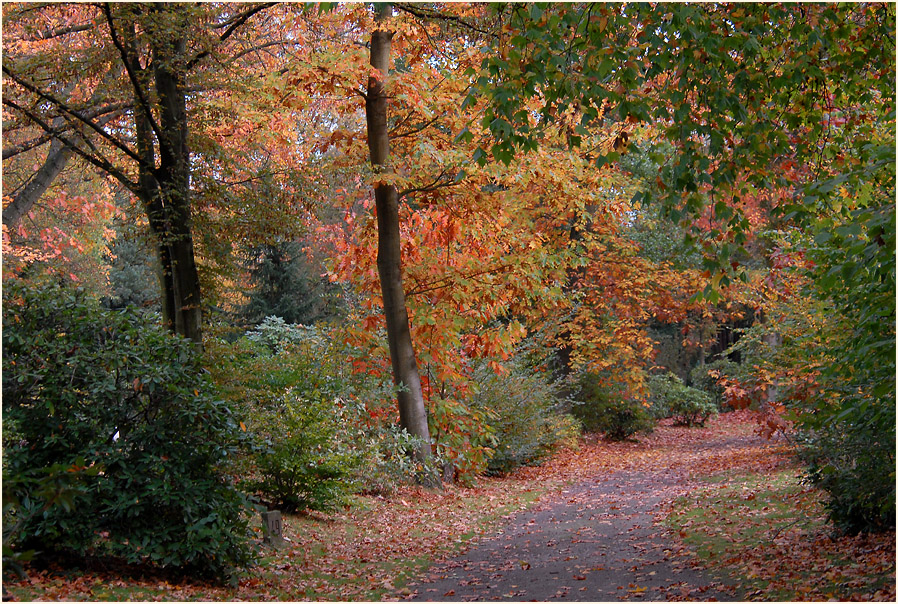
left=239, top=421, right=247, bottom=432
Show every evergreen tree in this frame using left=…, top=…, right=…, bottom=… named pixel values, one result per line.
left=103, top=195, right=160, bottom=312
left=240, top=241, right=340, bottom=326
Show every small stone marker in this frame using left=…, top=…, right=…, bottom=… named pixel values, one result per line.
left=261, top=510, right=284, bottom=547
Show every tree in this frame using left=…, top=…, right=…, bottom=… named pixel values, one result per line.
left=465, top=1, right=895, bottom=529
left=364, top=3, right=433, bottom=461
left=300, top=4, right=706, bottom=466
left=239, top=240, right=339, bottom=326
left=472, top=3, right=894, bottom=290
left=102, top=188, right=160, bottom=312
left=2, top=2, right=279, bottom=345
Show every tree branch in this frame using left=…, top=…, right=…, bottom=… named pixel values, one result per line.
left=2, top=66, right=142, bottom=164
left=3, top=110, right=121, bottom=228
left=406, top=262, right=516, bottom=297
left=186, top=2, right=278, bottom=70
left=21, top=19, right=97, bottom=41
left=2, top=103, right=129, bottom=159
left=398, top=169, right=460, bottom=200
left=2, top=97, right=139, bottom=195
left=389, top=113, right=443, bottom=139
left=101, top=3, right=165, bottom=142
left=394, top=3, right=496, bottom=38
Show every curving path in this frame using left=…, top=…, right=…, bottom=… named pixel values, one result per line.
left=400, top=430, right=762, bottom=602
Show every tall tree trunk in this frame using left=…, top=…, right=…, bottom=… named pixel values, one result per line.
left=125, top=10, right=203, bottom=347
left=366, top=11, right=432, bottom=462
left=153, top=28, right=203, bottom=346
left=555, top=207, right=591, bottom=378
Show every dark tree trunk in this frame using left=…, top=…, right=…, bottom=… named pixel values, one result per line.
left=365, top=15, right=432, bottom=462
left=151, top=29, right=203, bottom=346
left=126, top=9, right=203, bottom=347
left=555, top=213, right=589, bottom=378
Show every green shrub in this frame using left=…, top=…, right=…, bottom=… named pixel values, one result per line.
left=689, top=359, right=739, bottom=408
left=468, top=360, right=580, bottom=476
left=207, top=319, right=359, bottom=512
left=572, top=372, right=654, bottom=440
left=206, top=317, right=432, bottom=504
left=797, top=165, right=895, bottom=534
left=428, top=394, right=497, bottom=482
left=2, top=278, right=256, bottom=582
left=242, top=389, right=358, bottom=513
left=648, top=372, right=718, bottom=427
left=356, top=424, right=437, bottom=494
left=798, top=417, right=895, bottom=534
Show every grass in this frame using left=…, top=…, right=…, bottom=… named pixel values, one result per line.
left=668, top=467, right=895, bottom=601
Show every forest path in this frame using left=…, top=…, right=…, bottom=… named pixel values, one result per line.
left=402, top=413, right=786, bottom=602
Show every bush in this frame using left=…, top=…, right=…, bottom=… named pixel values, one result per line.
left=206, top=317, right=433, bottom=503
left=358, top=424, right=437, bottom=494
left=468, top=360, right=580, bottom=476
left=572, top=372, right=654, bottom=440
left=206, top=318, right=360, bottom=512
left=2, top=278, right=256, bottom=582
left=648, top=372, right=718, bottom=427
left=689, top=359, right=739, bottom=408
left=428, top=394, right=497, bottom=482
left=798, top=418, right=895, bottom=534
left=797, top=164, right=895, bottom=534
left=242, top=389, right=358, bottom=513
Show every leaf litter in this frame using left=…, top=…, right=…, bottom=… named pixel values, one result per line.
left=5, top=411, right=894, bottom=601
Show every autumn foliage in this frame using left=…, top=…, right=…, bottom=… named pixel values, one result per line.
left=2, top=0, right=894, bottom=592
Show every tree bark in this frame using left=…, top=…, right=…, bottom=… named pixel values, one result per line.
left=366, top=13, right=432, bottom=462
left=555, top=206, right=592, bottom=378
left=125, top=8, right=203, bottom=347
left=3, top=131, right=73, bottom=229
left=151, top=26, right=203, bottom=346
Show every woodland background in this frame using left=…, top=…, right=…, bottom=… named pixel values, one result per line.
left=2, top=1, right=894, bottom=590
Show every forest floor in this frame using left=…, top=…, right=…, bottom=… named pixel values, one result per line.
left=4, top=411, right=895, bottom=602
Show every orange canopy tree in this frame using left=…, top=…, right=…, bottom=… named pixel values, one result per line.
left=2, top=2, right=289, bottom=345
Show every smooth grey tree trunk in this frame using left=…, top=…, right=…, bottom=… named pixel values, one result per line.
left=3, top=131, right=73, bottom=229
left=365, top=16, right=433, bottom=462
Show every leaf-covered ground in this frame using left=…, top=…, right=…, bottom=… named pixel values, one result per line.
left=5, top=411, right=895, bottom=601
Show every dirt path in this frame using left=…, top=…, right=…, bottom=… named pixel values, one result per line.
left=400, top=423, right=775, bottom=602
